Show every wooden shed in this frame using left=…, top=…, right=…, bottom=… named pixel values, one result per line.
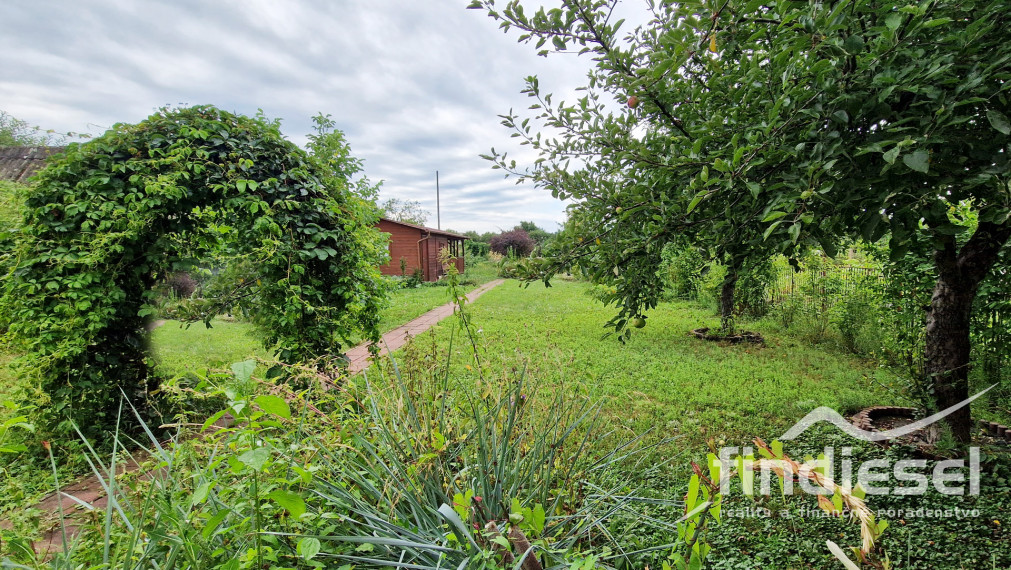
left=0, top=146, right=65, bottom=183
left=377, top=218, right=467, bottom=282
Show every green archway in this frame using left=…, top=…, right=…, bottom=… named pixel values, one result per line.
left=2, top=106, right=388, bottom=435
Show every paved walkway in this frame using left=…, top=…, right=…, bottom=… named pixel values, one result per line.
left=7, top=278, right=505, bottom=557
left=345, top=279, right=504, bottom=372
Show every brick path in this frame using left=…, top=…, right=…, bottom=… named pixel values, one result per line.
left=6, top=278, right=505, bottom=556
left=345, top=279, right=504, bottom=372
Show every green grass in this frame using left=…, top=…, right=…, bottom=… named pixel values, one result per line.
left=0, top=267, right=499, bottom=524
left=374, top=279, right=1010, bottom=568
left=149, top=318, right=272, bottom=377
left=382, top=279, right=904, bottom=452
left=376, top=286, right=460, bottom=332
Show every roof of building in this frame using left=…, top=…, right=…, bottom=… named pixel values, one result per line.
left=379, top=217, right=469, bottom=239
left=0, top=146, right=66, bottom=184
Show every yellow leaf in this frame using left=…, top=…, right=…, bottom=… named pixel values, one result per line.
left=817, top=494, right=840, bottom=515
left=709, top=35, right=718, bottom=53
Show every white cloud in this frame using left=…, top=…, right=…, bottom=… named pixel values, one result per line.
left=0, top=0, right=607, bottom=232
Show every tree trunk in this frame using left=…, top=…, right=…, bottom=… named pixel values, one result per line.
left=719, top=266, right=739, bottom=335
left=924, top=221, right=1011, bottom=443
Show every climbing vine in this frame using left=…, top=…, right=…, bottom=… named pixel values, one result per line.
left=1, top=106, right=389, bottom=435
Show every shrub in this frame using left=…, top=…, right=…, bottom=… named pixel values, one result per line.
left=659, top=241, right=706, bottom=300
left=466, top=240, right=490, bottom=257
left=0, top=106, right=389, bottom=438
left=162, top=272, right=199, bottom=299
left=490, top=229, right=535, bottom=257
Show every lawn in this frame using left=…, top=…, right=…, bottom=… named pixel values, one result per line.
left=3, top=273, right=1007, bottom=567
left=0, top=263, right=501, bottom=519
left=367, top=279, right=1009, bottom=568
left=378, top=279, right=905, bottom=452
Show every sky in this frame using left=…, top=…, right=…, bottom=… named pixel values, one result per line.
left=0, top=0, right=613, bottom=233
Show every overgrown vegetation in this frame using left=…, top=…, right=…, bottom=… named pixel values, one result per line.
left=476, top=0, right=1011, bottom=443
left=0, top=106, right=389, bottom=437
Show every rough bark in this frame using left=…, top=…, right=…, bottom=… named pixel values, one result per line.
left=719, top=265, right=739, bottom=335
left=924, top=221, right=1011, bottom=443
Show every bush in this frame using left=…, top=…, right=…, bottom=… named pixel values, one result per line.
left=466, top=240, right=490, bottom=257
left=697, top=258, right=775, bottom=320
left=659, top=241, right=706, bottom=300
left=0, top=106, right=389, bottom=438
left=490, top=229, right=536, bottom=257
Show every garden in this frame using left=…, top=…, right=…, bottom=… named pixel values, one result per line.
left=2, top=0, right=1011, bottom=568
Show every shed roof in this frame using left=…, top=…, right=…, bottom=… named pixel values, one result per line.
left=0, top=146, right=66, bottom=184
left=379, top=217, right=469, bottom=239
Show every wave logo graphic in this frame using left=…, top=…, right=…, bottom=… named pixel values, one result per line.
left=780, top=383, right=998, bottom=442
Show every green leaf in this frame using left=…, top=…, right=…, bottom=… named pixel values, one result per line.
left=202, top=508, right=230, bottom=539
left=987, top=110, right=1011, bottom=135
left=922, top=17, right=952, bottom=28
left=531, top=503, right=546, bottom=534
left=230, top=359, right=256, bottom=383
left=883, top=145, right=901, bottom=164
left=238, top=447, right=270, bottom=472
left=763, top=220, right=782, bottom=241
left=902, top=150, right=929, bottom=173
left=762, top=211, right=788, bottom=222
left=266, top=489, right=306, bottom=520
left=254, top=394, right=291, bottom=419
left=686, top=474, right=700, bottom=511
left=843, top=34, right=864, bottom=55
left=788, top=222, right=801, bottom=243
left=686, top=191, right=706, bottom=214
left=191, top=481, right=213, bottom=506
left=885, top=12, right=902, bottom=30
left=298, top=537, right=321, bottom=561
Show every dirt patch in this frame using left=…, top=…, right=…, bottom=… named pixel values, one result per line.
left=691, top=327, right=764, bottom=344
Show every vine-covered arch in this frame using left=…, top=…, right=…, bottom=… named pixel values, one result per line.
left=2, top=106, right=388, bottom=434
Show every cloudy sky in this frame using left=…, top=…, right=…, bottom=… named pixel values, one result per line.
left=0, top=0, right=614, bottom=233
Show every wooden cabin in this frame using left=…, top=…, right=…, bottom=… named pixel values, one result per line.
left=377, top=218, right=467, bottom=282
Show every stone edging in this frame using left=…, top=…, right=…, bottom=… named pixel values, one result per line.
left=850, top=406, right=1011, bottom=444
left=690, top=327, right=764, bottom=344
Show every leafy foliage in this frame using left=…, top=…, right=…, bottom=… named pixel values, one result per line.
left=0, top=110, right=70, bottom=146
left=475, top=0, right=1011, bottom=437
left=489, top=228, right=536, bottom=257
left=380, top=197, right=430, bottom=225
left=0, top=105, right=388, bottom=436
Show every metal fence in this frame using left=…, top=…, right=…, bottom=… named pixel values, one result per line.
left=766, top=263, right=1011, bottom=396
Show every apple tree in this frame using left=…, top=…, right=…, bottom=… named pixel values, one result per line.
left=475, top=0, right=1011, bottom=441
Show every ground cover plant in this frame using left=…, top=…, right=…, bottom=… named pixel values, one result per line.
left=0, top=259, right=500, bottom=540
left=475, top=0, right=1011, bottom=445
left=374, top=279, right=1011, bottom=567
left=0, top=279, right=672, bottom=569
